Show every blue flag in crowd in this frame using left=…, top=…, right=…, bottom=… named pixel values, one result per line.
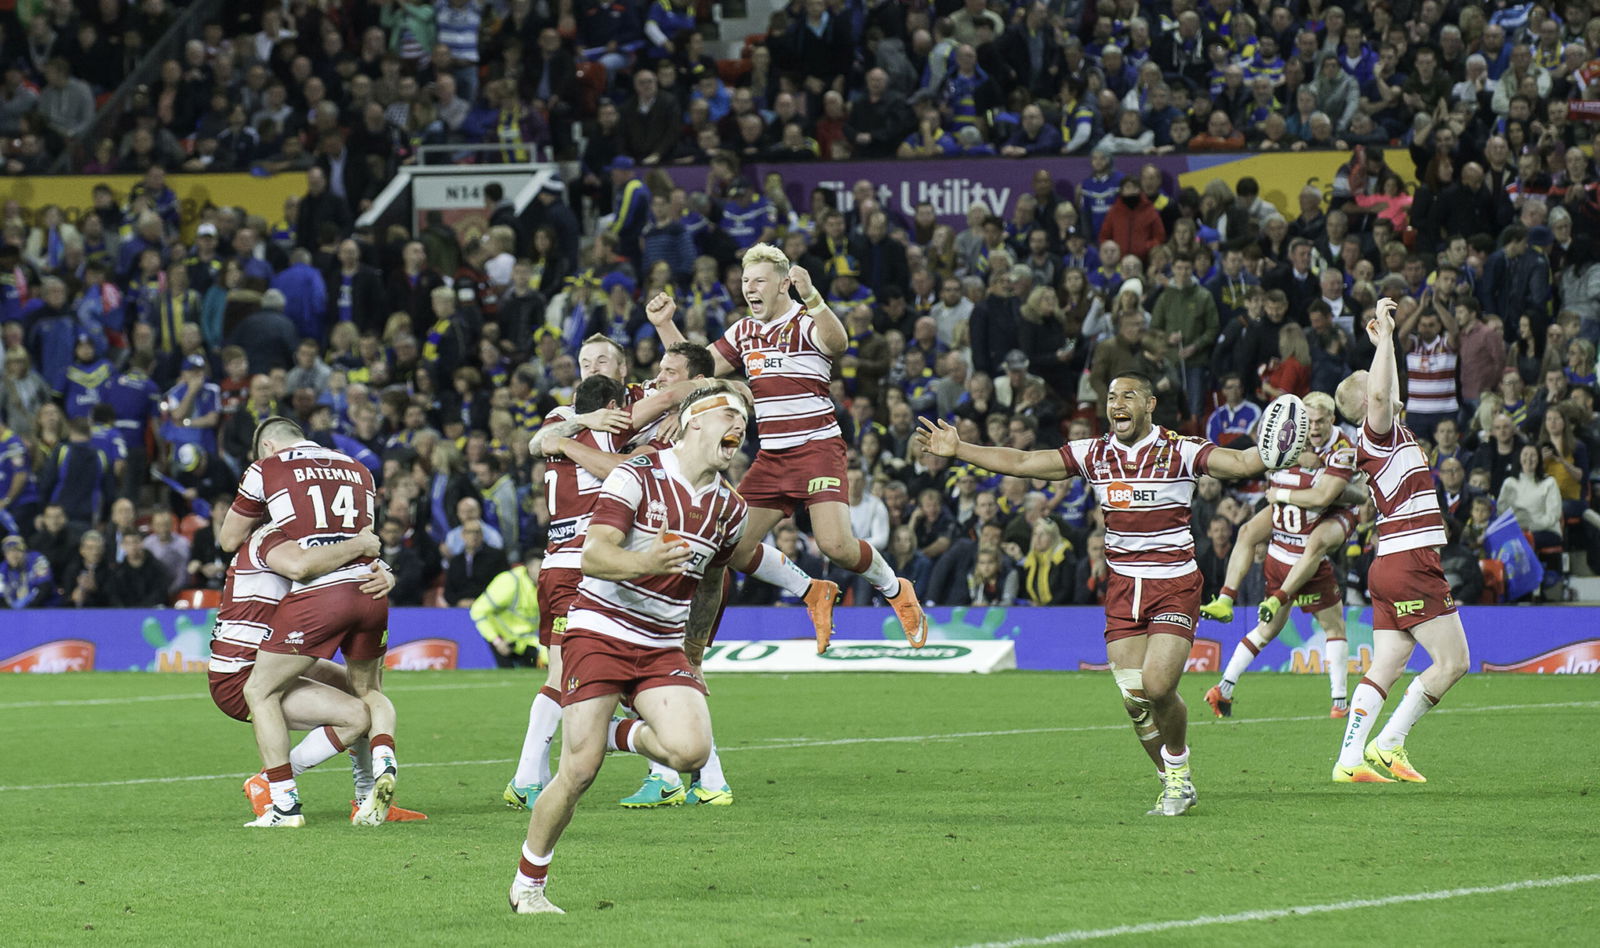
left=1485, top=510, right=1544, bottom=601
left=153, top=472, right=211, bottom=521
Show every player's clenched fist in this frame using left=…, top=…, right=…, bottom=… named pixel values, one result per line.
left=646, top=292, right=676, bottom=326
left=912, top=417, right=960, bottom=458
left=790, top=264, right=814, bottom=300
left=641, top=532, right=693, bottom=575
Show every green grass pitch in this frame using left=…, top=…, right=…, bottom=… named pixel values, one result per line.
left=2, top=670, right=1596, bottom=946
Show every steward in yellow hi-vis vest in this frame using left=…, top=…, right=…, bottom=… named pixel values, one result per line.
left=471, top=561, right=545, bottom=668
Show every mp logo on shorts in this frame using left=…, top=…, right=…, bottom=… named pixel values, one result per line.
left=1394, top=599, right=1426, bottom=617
left=1151, top=612, right=1194, bottom=631
left=807, top=475, right=841, bottom=494
left=1106, top=481, right=1159, bottom=508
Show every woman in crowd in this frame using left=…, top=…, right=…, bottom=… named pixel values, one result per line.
left=1018, top=286, right=1077, bottom=398
left=885, top=524, right=932, bottom=597
left=1021, top=518, right=1075, bottom=606
left=1498, top=443, right=1565, bottom=596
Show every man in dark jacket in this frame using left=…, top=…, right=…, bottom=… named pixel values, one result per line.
left=1480, top=224, right=1553, bottom=341
left=107, top=531, right=172, bottom=607
left=444, top=521, right=509, bottom=606
left=619, top=68, right=680, bottom=164
left=843, top=68, right=912, bottom=159
left=295, top=166, right=352, bottom=251
left=226, top=289, right=301, bottom=376
left=995, top=3, right=1061, bottom=97
left=969, top=267, right=1022, bottom=376
left=325, top=238, right=388, bottom=336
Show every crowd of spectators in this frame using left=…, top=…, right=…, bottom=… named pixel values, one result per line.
left=6, top=0, right=1600, bottom=610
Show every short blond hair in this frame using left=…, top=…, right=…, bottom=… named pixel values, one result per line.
left=741, top=242, right=790, bottom=275
left=1335, top=371, right=1368, bottom=423
left=1304, top=391, right=1336, bottom=418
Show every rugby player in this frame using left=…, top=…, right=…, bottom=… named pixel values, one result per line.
left=220, top=418, right=398, bottom=826
left=1200, top=392, right=1364, bottom=718
left=217, top=525, right=426, bottom=824
left=508, top=382, right=751, bottom=914
left=1330, top=298, right=1468, bottom=783
left=1200, top=393, right=1361, bottom=633
left=914, top=373, right=1289, bottom=816
left=703, top=243, right=927, bottom=647
left=1203, top=459, right=1354, bottom=720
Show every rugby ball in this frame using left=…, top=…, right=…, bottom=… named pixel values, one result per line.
left=1257, top=394, right=1310, bottom=470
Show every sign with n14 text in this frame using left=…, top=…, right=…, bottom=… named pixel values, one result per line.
left=701, top=640, right=1015, bottom=674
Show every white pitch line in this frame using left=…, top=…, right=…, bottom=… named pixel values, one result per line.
left=0, top=699, right=1592, bottom=794
left=956, top=873, right=1600, bottom=947
left=0, top=678, right=521, bottom=711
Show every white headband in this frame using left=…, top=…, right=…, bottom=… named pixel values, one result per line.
left=679, top=392, right=749, bottom=430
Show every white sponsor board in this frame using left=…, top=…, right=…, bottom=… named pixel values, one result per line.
left=700, top=640, right=1015, bottom=674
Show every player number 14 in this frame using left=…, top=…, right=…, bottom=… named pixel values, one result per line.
left=306, top=483, right=360, bottom=529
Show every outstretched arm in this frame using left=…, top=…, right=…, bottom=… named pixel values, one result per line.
left=1201, top=446, right=1268, bottom=480
left=1366, top=297, right=1400, bottom=435
left=912, top=418, right=1069, bottom=480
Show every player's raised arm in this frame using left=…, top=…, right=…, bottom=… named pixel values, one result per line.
left=262, top=526, right=383, bottom=582
left=645, top=292, right=686, bottom=348
left=791, top=264, right=847, bottom=356
left=581, top=524, right=692, bottom=581
left=1365, top=297, right=1401, bottom=435
left=913, top=418, right=1069, bottom=480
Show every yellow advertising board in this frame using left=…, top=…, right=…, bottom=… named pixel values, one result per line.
left=1177, top=151, right=1418, bottom=218
left=0, top=173, right=305, bottom=240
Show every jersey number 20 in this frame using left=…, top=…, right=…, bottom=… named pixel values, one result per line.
left=306, top=484, right=360, bottom=529
left=1271, top=502, right=1305, bottom=533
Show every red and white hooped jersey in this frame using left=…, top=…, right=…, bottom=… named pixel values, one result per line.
left=1405, top=334, right=1459, bottom=416
left=1057, top=426, right=1214, bottom=579
left=1265, top=466, right=1330, bottom=568
left=542, top=405, right=625, bottom=571
left=567, top=448, right=747, bottom=649
left=207, top=527, right=291, bottom=674
left=623, top=380, right=669, bottom=450
left=711, top=302, right=841, bottom=450
left=1357, top=420, right=1448, bottom=555
left=231, top=440, right=377, bottom=594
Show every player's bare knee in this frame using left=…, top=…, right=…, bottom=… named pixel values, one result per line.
left=817, top=533, right=858, bottom=566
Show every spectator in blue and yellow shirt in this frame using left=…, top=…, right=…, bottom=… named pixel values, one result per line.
left=1, top=534, right=55, bottom=608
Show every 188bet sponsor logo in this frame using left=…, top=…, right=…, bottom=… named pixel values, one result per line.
left=1106, top=481, right=1158, bottom=508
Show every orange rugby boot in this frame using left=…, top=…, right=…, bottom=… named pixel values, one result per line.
left=887, top=579, right=928, bottom=648
left=350, top=799, right=429, bottom=822
left=243, top=774, right=271, bottom=817
left=804, top=579, right=841, bottom=653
